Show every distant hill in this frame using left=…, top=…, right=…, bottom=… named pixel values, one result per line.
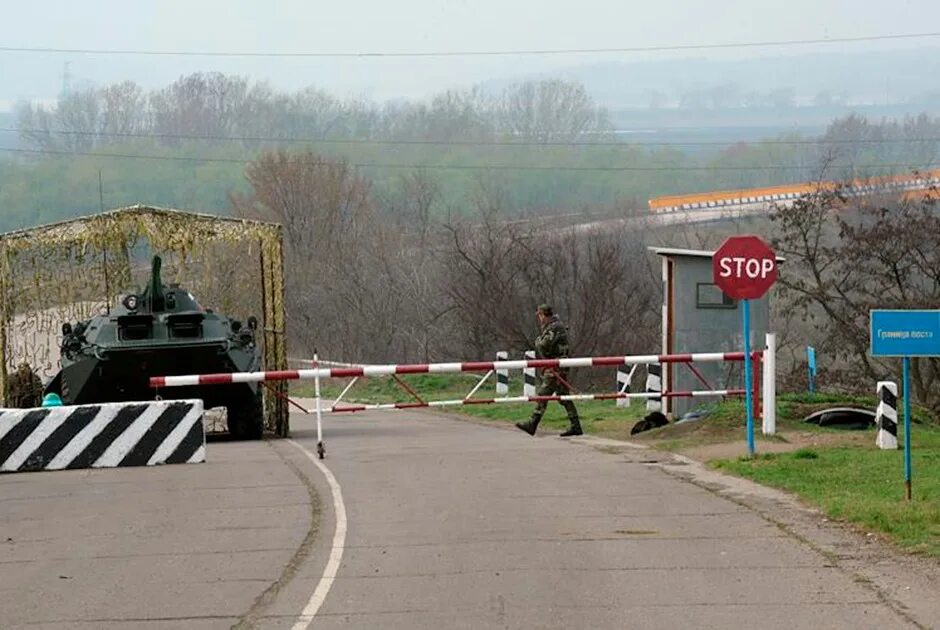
left=605, top=102, right=940, bottom=139
left=484, top=46, right=940, bottom=111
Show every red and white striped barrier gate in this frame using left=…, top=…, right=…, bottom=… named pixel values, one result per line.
left=152, top=338, right=777, bottom=459
left=151, top=351, right=758, bottom=388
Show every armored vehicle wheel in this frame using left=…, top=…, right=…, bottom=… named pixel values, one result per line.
left=227, top=389, right=264, bottom=440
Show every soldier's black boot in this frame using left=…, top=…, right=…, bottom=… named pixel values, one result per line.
left=515, top=416, right=540, bottom=436
left=560, top=417, right=582, bottom=437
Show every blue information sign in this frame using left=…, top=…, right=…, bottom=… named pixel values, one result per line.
left=870, top=310, right=940, bottom=358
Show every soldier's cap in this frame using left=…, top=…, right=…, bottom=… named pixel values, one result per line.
left=536, top=303, right=553, bottom=315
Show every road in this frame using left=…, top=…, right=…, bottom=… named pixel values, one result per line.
left=1, top=407, right=934, bottom=629
left=561, top=204, right=768, bottom=238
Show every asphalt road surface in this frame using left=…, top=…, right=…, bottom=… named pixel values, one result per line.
left=1, top=406, right=931, bottom=629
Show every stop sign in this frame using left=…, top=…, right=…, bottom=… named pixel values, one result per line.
left=712, top=235, right=778, bottom=300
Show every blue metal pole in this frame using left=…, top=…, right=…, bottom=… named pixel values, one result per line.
left=807, top=346, right=817, bottom=394
left=743, top=299, right=755, bottom=456
left=903, top=356, right=912, bottom=501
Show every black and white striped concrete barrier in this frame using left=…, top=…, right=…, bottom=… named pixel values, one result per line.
left=645, top=364, right=662, bottom=412
left=876, top=381, right=899, bottom=450
left=523, top=350, right=536, bottom=397
left=0, top=399, right=205, bottom=473
left=496, top=351, right=509, bottom=395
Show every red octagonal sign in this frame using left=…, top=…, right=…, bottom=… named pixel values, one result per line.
left=712, top=235, right=778, bottom=300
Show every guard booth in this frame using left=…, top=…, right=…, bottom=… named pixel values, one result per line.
left=649, top=247, right=780, bottom=419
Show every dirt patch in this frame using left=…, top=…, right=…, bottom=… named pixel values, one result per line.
left=677, top=429, right=875, bottom=462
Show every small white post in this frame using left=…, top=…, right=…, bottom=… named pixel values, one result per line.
left=762, top=332, right=776, bottom=435
left=616, top=363, right=638, bottom=408
left=314, top=352, right=324, bottom=458
left=523, top=350, right=536, bottom=397
left=876, top=381, right=899, bottom=450
left=645, top=364, right=662, bottom=412
left=496, top=351, right=509, bottom=395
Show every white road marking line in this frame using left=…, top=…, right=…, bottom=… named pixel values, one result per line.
left=288, top=438, right=347, bottom=630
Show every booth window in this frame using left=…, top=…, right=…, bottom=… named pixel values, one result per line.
left=696, top=283, right=736, bottom=309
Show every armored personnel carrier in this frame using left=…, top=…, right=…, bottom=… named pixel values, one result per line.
left=44, top=255, right=264, bottom=439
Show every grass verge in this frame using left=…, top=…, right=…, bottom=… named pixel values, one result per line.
left=711, top=425, right=940, bottom=556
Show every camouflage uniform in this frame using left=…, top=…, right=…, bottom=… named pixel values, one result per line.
left=6, top=363, right=43, bottom=409
left=516, top=309, right=582, bottom=436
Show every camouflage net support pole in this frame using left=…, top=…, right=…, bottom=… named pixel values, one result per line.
left=259, top=226, right=289, bottom=437
left=0, top=246, right=9, bottom=405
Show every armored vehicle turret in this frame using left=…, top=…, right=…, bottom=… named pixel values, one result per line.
left=44, top=255, right=264, bottom=439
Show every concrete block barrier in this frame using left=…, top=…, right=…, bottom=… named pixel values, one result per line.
left=0, top=399, right=205, bottom=473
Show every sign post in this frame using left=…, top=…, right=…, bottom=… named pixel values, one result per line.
left=870, top=309, right=940, bottom=501
left=713, top=235, right=778, bottom=457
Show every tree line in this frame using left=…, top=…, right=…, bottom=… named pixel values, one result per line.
left=230, top=149, right=660, bottom=373
left=229, top=145, right=940, bottom=409
left=4, top=72, right=940, bottom=236
left=15, top=72, right=612, bottom=150
left=771, top=183, right=940, bottom=410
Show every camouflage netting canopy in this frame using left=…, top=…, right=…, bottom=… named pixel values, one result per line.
left=0, top=204, right=289, bottom=436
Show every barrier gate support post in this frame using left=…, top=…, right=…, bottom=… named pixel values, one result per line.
left=762, top=332, right=776, bottom=435
left=645, top=364, right=662, bottom=412
left=314, top=352, right=325, bottom=459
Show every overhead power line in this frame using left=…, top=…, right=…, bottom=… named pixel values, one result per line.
left=0, top=32, right=938, bottom=58
left=0, top=147, right=931, bottom=173
left=4, top=128, right=940, bottom=148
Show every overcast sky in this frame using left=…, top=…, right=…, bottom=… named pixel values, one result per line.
left=1, top=0, right=939, bottom=106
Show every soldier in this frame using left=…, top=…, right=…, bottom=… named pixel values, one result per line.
left=5, top=363, right=44, bottom=408
left=515, top=304, right=582, bottom=437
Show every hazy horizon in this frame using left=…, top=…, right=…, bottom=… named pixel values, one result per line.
left=3, top=0, right=940, bottom=108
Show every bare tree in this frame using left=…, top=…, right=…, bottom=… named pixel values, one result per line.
left=15, top=100, right=56, bottom=150
left=230, top=150, right=377, bottom=357
left=498, top=79, right=611, bottom=143
left=99, top=81, right=145, bottom=137
left=149, top=72, right=253, bottom=142
left=440, top=175, right=658, bottom=365
left=771, top=181, right=940, bottom=408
